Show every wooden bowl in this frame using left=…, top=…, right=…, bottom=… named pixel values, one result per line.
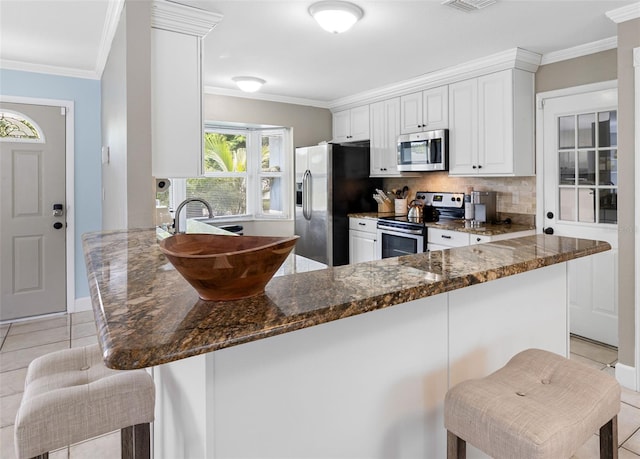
left=159, top=233, right=299, bottom=301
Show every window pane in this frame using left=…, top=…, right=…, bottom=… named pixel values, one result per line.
left=599, top=189, right=617, bottom=224
left=598, top=150, right=617, bottom=186
left=203, top=133, right=247, bottom=173
left=577, top=150, right=595, bottom=185
left=578, top=113, right=595, bottom=148
left=261, top=133, right=283, bottom=172
left=186, top=177, right=247, bottom=217
left=598, top=111, right=617, bottom=148
left=578, top=188, right=595, bottom=223
left=558, top=116, right=574, bottom=149
left=559, top=151, right=575, bottom=185
left=261, top=176, right=284, bottom=215
left=559, top=188, right=575, bottom=221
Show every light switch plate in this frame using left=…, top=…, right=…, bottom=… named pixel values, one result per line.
left=101, top=146, right=110, bottom=164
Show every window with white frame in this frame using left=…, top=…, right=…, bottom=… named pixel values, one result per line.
left=165, top=125, right=290, bottom=220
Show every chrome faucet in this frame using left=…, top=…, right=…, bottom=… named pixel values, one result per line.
left=173, top=198, right=214, bottom=234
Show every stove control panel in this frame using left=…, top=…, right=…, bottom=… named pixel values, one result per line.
left=415, top=191, right=465, bottom=209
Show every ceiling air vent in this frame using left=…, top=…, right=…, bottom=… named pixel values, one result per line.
left=442, top=0, right=496, bottom=12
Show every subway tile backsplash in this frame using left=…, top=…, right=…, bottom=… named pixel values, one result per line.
left=384, top=173, right=537, bottom=217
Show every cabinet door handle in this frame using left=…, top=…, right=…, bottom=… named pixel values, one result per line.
left=478, top=165, right=483, bottom=169
left=358, top=222, right=366, bottom=226
left=441, top=235, right=452, bottom=239
left=472, top=165, right=477, bottom=169
left=476, top=237, right=481, bottom=242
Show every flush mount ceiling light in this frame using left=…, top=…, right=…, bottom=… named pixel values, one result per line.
left=232, top=76, right=266, bottom=93
left=442, top=0, right=496, bottom=12
left=309, top=1, right=364, bottom=34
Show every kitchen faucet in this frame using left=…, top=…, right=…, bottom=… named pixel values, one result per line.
left=173, top=198, right=214, bottom=234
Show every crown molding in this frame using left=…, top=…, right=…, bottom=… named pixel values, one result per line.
left=152, top=0, right=223, bottom=37
left=328, top=47, right=541, bottom=112
left=540, top=37, right=617, bottom=66
left=203, top=86, right=330, bottom=109
left=95, top=0, right=125, bottom=79
left=0, top=59, right=99, bottom=80
left=606, top=2, right=640, bottom=23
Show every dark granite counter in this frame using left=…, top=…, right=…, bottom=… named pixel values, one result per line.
left=348, top=212, right=535, bottom=236
left=83, top=229, right=609, bottom=370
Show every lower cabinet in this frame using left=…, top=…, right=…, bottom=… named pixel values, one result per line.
left=349, top=217, right=378, bottom=264
left=427, top=227, right=535, bottom=251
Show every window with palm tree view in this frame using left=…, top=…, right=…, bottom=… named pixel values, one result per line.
left=167, top=126, right=290, bottom=220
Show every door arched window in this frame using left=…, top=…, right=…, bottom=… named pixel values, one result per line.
left=0, top=110, right=45, bottom=143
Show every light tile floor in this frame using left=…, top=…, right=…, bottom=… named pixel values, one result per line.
left=1, top=314, right=640, bottom=458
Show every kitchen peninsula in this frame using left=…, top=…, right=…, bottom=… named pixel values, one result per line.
left=83, top=229, right=609, bottom=458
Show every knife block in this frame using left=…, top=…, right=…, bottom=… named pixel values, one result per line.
left=377, top=200, right=393, bottom=214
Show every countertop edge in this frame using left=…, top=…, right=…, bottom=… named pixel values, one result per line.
left=84, top=232, right=610, bottom=370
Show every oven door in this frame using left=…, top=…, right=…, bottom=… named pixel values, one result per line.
left=376, top=225, right=425, bottom=259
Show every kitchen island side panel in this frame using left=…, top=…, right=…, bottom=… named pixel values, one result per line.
left=448, top=263, right=568, bottom=459
left=211, top=294, right=449, bottom=459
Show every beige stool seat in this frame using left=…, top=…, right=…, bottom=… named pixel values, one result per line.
left=14, top=344, right=155, bottom=459
left=445, top=348, right=621, bottom=459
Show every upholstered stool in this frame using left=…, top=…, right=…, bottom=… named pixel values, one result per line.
left=445, top=348, right=621, bottom=459
left=14, top=344, right=155, bottom=459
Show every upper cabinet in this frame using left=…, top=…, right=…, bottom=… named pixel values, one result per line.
left=333, top=105, right=370, bottom=143
left=370, top=98, right=401, bottom=177
left=448, top=69, right=534, bottom=176
left=400, top=86, right=448, bottom=134
left=150, top=1, right=222, bottom=178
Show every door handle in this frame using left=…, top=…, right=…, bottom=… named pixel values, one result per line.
left=544, top=227, right=554, bottom=235
left=302, top=169, right=312, bottom=221
left=53, top=222, right=64, bottom=230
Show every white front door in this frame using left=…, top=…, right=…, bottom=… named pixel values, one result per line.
left=541, top=87, right=619, bottom=346
left=0, top=102, right=67, bottom=321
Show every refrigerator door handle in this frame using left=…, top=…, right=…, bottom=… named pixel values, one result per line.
left=303, top=169, right=312, bottom=220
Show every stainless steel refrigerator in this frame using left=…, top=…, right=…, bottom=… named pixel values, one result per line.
left=295, top=143, right=381, bottom=266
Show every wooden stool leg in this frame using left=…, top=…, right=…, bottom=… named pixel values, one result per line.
left=447, top=430, right=466, bottom=459
left=599, top=416, right=618, bottom=459
left=122, top=423, right=150, bottom=459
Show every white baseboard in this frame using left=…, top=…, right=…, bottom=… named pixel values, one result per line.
left=616, top=362, right=637, bottom=391
left=71, top=296, right=92, bottom=313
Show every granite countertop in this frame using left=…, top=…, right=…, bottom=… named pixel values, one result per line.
left=348, top=212, right=535, bottom=236
left=83, top=229, right=609, bottom=370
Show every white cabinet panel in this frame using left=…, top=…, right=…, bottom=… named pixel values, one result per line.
left=400, top=86, right=448, bottom=134
left=428, top=228, right=470, bottom=248
left=448, top=69, right=534, bottom=177
left=151, top=28, right=203, bottom=178
left=349, top=217, right=378, bottom=264
left=370, top=98, right=401, bottom=177
left=333, top=106, right=370, bottom=143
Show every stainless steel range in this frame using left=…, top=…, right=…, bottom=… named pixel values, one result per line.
left=376, top=191, right=464, bottom=259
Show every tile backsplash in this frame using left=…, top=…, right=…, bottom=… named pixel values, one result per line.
left=384, top=173, right=537, bottom=223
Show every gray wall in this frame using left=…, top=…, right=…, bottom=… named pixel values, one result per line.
left=203, top=94, right=332, bottom=148
left=101, top=1, right=154, bottom=231
left=617, top=18, right=640, bottom=367
left=535, top=49, right=617, bottom=93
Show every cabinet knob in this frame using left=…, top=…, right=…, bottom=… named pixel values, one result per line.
left=478, top=165, right=483, bottom=169
left=472, top=165, right=477, bottom=169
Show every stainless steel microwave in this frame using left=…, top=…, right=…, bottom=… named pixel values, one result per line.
left=397, top=129, right=448, bottom=172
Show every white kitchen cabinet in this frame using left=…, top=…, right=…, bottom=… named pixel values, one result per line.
left=427, top=226, right=536, bottom=251
left=469, top=229, right=535, bottom=245
left=150, top=3, right=221, bottom=178
left=400, top=86, right=448, bottom=134
left=369, top=98, right=401, bottom=177
left=349, top=217, right=378, bottom=264
left=448, top=69, right=534, bottom=176
left=333, top=105, right=370, bottom=143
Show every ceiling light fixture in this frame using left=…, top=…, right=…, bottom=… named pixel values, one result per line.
left=232, top=76, right=266, bottom=93
left=309, top=1, right=363, bottom=34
